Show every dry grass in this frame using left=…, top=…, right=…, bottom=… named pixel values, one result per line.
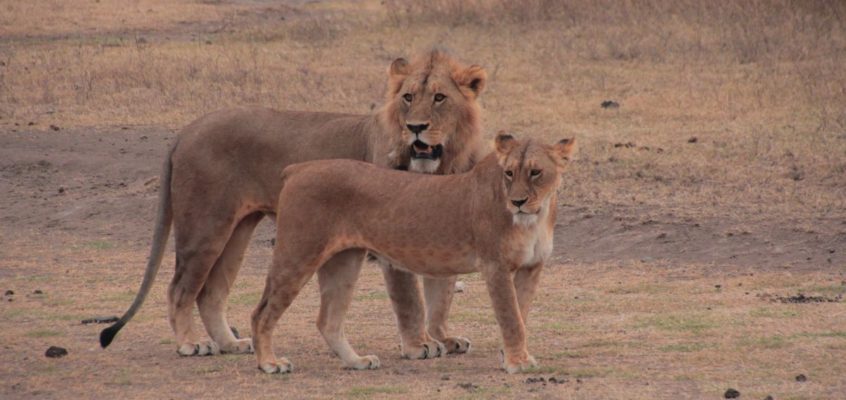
left=1, top=0, right=845, bottom=398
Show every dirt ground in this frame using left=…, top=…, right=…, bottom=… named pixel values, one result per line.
left=1, top=1, right=845, bottom=399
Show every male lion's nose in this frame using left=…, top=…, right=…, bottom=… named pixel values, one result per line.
left=406, top=123, right=429, bottom=134
left=511, top=198, right=528, bottom=208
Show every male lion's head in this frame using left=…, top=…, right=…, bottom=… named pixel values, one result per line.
left=494, top=133, right=576, bottom=225
left=382, top=49, right=487, bottom=174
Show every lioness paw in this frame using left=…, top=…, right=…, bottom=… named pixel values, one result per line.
left=442, top=336, right=471, bottom=354
left=177, top=341, right=220, bottom=357
left=344, top=355, right=381, bottom=370
left=502, top=353, right=538, bottom=374
left=221, top=338, right=253, bottom=354
left=402, top=340, right=445, bottom=360
left=259, top=358, right=293, bottom=374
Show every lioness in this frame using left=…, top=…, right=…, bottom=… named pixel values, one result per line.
left=252, top=134, right=575, bottom=373
left=101, top=50, right=488, bottom=359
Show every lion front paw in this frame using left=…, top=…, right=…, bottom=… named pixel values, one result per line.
left=501, top=352, right=537, bottom=374
left=441, top=336, right=471, bottom=354
left=402, top=339, right=446, bottom=360
left=221, top=338, right=254, bottom=354
left=259, top=358, right=293, bottom=374
left=344, top=355, right=381, bottom=370
left=177, top=340, right=220, bottom=357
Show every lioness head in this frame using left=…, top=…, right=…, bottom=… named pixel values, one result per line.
left=495, top=133, right=576, bottom=225
left=383, top=49, right=487, bottom=174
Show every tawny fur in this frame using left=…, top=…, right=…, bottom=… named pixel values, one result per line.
left=101, top=50, right=488, bottom=359
left=252, top=135, right=576, bottom=374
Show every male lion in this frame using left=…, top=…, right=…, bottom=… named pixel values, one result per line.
left=252, top=134, right=575, bottom=373
left=101, top=50, right=487, bottom=360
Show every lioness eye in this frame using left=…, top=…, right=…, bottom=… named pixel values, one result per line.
left=505, top=170, right=513, bottom=178
left=434, top=93, right=446, bottom=102
left=530, top=169, right=542, bottom=177
left=403, top=93, right=413, bottom=102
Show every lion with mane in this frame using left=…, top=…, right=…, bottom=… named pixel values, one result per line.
left=101, top=49, right=487, bottom=360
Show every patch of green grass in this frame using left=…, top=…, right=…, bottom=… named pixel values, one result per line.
left=346, top=385, right=407, bottom=398
left=570, top=367, right=615, bottom=378
left=82, top=240, right=116, bottom=250
left=25, top=329, right=63, bottom=338
left=738, top=335, right=791, bottom=349
left=355, top=290, right=388, bottom=301
left=659, top=342, right=712, bottom=353
left=159, top=338, right=174, bottom=345
left=551, top=349, right=585, bottom=359
left=100, top=290, right=136, bottom=303
left=794, top=331, right=846, bottom=339
left=606, top=283, right=669, bottom=295
left=453, top=310, right=495, bottom=325
left=635, top=313, right=716, bottom=334
left=804, top=284, right=846, bottom=295
left=229, top=291, right=262, bottom=306
left=517, top=365, right=560, bottom=374
left=749, top=307, right=799, bottom=319
left=541, top=321, right=583, bottom=333
left=195, top=365, right=223, bottom=374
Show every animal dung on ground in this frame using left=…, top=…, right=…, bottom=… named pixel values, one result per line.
left=601, top=100, right=620, bottom=109
left=723, top=388, right=740, bottom=398
left=45, top=346, right=68, bottom=358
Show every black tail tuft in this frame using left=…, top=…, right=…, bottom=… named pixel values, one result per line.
left=99, top=322, right=124, bottom=348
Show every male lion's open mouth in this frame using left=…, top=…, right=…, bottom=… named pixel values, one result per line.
left=410, top=140, right=443, bottom=160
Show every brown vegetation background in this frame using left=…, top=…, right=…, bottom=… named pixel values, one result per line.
left=1, top=1, right=844, bottom=399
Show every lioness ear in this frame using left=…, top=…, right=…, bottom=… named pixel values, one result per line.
left=453, top=64, right=487, bottom=98
left=552, top=138, right=577, bottom=165
left=495, top=132, right=519, bottom=156
left=389, top=58, right=410, bottom=77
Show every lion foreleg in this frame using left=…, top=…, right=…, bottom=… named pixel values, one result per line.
left=380, top=264, right=445, bottom=359
left=482, top=266, right=537, bottom=373
left=422, top=276, right=471, bottom=354
left=513, top=264, right=543, bottom=324
left=316, top=249, right=379, bottom=370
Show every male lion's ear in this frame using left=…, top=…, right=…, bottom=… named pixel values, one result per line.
left=495, top=131, right=519, bottom=156
left=552, top=138, right=577, bottom=165
left=454, top=64, right=487, bottom=98
left=389, top=58, right=410, bottom=78
left=387, top=58, right=411, bottom=97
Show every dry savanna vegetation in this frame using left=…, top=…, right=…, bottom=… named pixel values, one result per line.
left=1, top=0, right=845, bottom=399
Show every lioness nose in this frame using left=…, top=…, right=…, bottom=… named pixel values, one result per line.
left=406, top=123, right=429, bottom=134
left=511, top=198, right=527, bottom=207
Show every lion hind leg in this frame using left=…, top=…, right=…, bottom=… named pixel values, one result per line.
left=316, top=249, right=379, bottom=370
left=197, top=213, right=263, bottom=354
left=168, top=215, right=239, bottom=357
left=423, top=275, right=471, bottom=354
left=252, top=251, right=324, bottom=374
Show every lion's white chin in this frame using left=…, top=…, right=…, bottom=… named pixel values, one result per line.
left=409, top=158, right=440, bottom=174
left=512, top=212, right=539, bottom=226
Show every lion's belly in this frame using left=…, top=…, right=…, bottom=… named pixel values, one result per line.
left=368, top=246, right=479, bottom=278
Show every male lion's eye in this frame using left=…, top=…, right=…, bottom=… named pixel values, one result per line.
left=403, top=93, right=413, bottom=102
left=530, top=169, right=542, bottom=177
left=505, top=170, right=513, bottom=178
left=434, top=93, right=446, bottom=102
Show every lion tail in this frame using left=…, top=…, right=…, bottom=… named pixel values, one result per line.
left=100, top=138, right=177, bottom=348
